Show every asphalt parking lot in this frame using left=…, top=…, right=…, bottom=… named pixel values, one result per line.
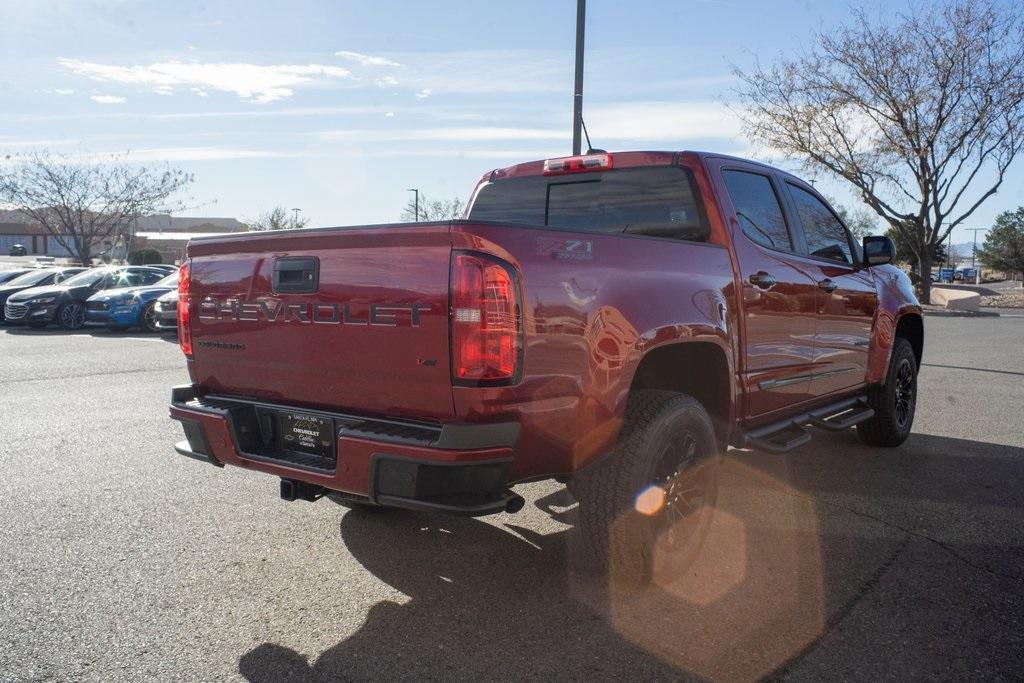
left=1, top=316, right=1022, bottom=681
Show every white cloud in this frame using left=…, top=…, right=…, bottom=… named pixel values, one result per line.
left=318, top=127, right=565, bottom=142
left=90, top=95, right=125, bottom=104
left=335, top=51, right=403, bottom=68
left=118, top=147, right=295, bottom=162
left=59, top=58, right=353, bottom=104
left=44, top=88, right=75, bottom=96
left=385, top=112, right=395, bottom=118
left=586, top=102, right=743, bottom=142
left=415, top=88, right=432, bottom=100
left=375, top=76, right=399, bottom=88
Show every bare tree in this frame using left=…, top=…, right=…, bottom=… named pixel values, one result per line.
left=0, top=150, right=193, bottom=266
left=734, top=0, right=1024, bottom=302
left=248, top=206, right=310, bottom=231
left=827, top=197, right=880, bottom=240
left=400, top=195, right=465, bottom=222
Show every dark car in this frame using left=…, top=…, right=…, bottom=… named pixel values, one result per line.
left=0, top=267, right=86, bottom=322
left=0, top=269, right=34, bottom=285
left=5, top=266, right=166, bottom=330
left=8, top=244, right=27, bottom=256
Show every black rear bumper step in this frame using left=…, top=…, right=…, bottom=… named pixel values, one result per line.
left=170, top=385, right=520, bottom=451
left=739, top=396, right=874, bottom=454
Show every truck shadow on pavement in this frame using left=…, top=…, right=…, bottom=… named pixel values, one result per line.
left=239, top=431, right=1024, bottom=681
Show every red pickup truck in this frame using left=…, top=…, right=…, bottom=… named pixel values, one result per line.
left=169, top=151, right=921, bottom=579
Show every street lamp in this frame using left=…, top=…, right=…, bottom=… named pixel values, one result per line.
left=407, top=188, right=419, bottom=222
left=572, top=0, right=586, bottom=155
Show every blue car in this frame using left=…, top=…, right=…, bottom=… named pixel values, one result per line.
left=86, top=272, right=178, bottom=332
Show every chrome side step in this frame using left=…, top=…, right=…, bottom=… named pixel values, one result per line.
left=739, top=396, right=874, bottom=454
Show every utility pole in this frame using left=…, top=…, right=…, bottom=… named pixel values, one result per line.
left=966, top=227, right=986, bottom=285
left=572, top=0, right=586, bottom=155
left=291, top=207, right=301, bottom=227
left=407, top=188, right=419, bottom=222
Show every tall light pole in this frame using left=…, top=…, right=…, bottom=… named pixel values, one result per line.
left=407, top=188, right=419, bottom=222
left=291, top=207, right=301, bottom=226
left=572, top=0, right=586, bottom=155
left=966, top=227, right=987, bottom=285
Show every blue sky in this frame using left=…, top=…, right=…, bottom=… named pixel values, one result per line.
left=1, top=0, right=1021, bottom=244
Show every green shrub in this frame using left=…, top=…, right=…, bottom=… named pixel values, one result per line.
left=128, top=248, right=162, bottom=265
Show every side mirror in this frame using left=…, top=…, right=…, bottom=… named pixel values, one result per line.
left=863, top=235, right=895, bottom=266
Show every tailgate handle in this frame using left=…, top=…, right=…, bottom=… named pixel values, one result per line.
left=273, top=257, right=319, bottom=293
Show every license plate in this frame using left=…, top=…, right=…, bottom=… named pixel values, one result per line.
left=280, top=412, right=335, bottom=459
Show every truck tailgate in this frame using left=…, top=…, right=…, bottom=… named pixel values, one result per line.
left=185, top=223, right=454, bottom=421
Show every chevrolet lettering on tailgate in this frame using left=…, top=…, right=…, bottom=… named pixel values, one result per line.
left=198, top=298, right=431, bottom=327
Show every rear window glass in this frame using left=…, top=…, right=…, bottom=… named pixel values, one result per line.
left=468, top=166, right=708, bottom=241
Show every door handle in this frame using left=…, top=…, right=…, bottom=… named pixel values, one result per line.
left=748, top=272, right=777, bottom=290
left=818, top=278, right=838, bottom=293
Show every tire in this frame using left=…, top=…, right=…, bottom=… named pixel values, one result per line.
left=57, top=301, right=87, bottom=330
left=574, top=390, right=719, bottom=587
left=857, top=337, right=917, bottom=447
left=140, top=302, right=160, bottom=333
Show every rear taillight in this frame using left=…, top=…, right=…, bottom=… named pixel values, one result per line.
left=450, top=251, right=521, bottom=385
left=543, top=152, right=613, bottom=175
left=177, top=260, right=192, bottom=357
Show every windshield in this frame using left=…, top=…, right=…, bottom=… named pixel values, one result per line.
left=468, top=166, right=709, bottom=240
left=62, top=269, right=110, bottom=287
left=155, top=273, right=178, bottom=287
left=5, top=269, right=55, bottom=287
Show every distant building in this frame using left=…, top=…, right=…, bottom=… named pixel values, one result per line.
left=0, top=212, right=248, bottom=263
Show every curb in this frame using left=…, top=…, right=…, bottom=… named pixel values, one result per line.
left=922, top=308, right=999, bottom=318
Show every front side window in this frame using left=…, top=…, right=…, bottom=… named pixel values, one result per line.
left=722, top=170, right=792, bottom=251
left=787, top=184, right=854, bottom=265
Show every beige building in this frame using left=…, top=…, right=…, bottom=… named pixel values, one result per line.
left=0, top=212, right=248, bottom=263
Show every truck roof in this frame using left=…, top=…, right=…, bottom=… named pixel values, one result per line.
left=480, top=149, right=798, bottom=183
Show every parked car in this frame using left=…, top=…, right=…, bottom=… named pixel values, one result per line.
left=143, top=264, right=178, bottom=275
left=169, top=150, right=923, bottom=582
left=86, top=272, right=178, bottom=332
left=0, top=269, right=34, bottom=285
left=153, top=289, right=178, bottom=332
left=8, top=244, right=27, bottom=256
left=0, top=267, right=87, bottom=322
left=5, top=266, right=166, bottom=330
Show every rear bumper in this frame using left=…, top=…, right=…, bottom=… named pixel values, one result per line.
left=168, top=385, right=521, bottom=516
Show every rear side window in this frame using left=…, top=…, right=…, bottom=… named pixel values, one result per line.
left=787, top=183, right=854, bottom=264
left=468, top=167, right=708, bottom=241
left=722, top=170, right=792, bottom=251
